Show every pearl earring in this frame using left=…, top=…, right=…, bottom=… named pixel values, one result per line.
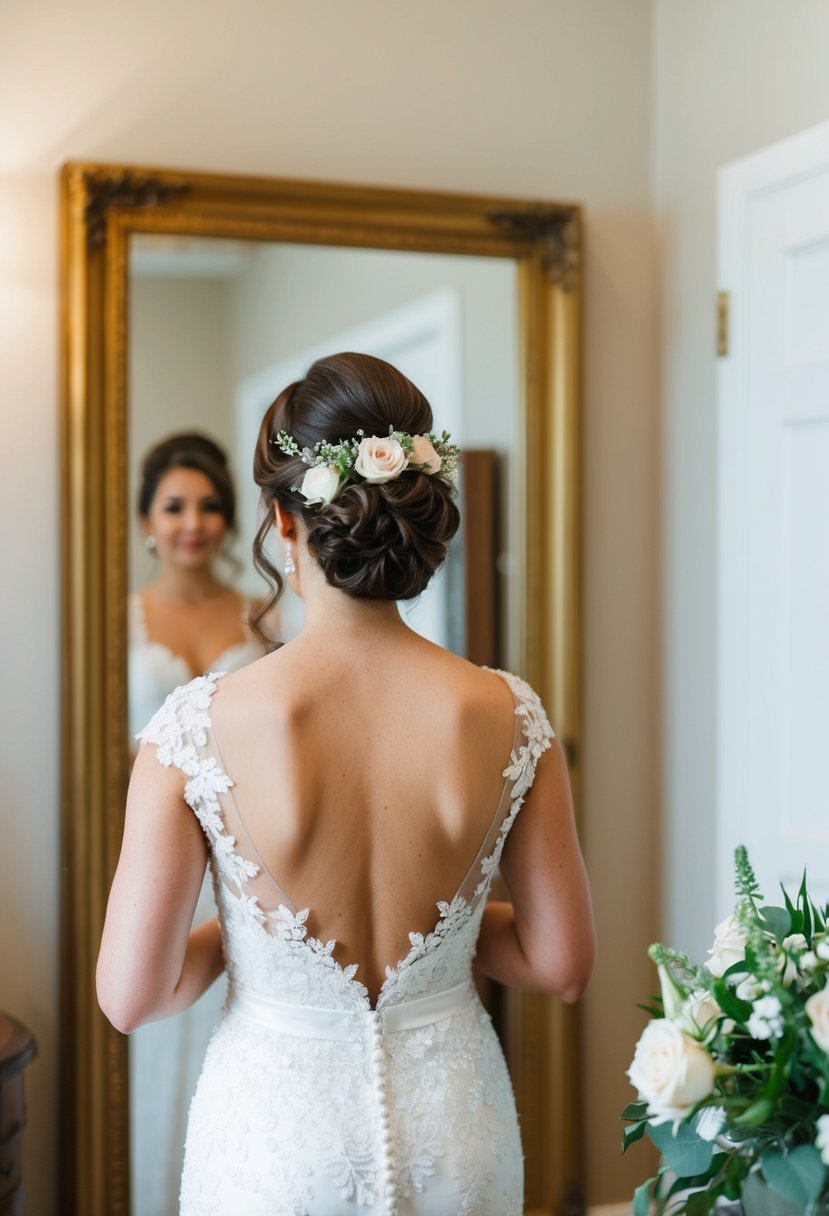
left=145, top=535, right=157, bottom=552
left=284, top=542, right=296, bottom=576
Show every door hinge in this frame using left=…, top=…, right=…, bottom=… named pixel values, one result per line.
left=717, top=290, right=730, bottom=357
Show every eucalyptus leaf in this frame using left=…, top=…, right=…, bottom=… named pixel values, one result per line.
left=649, top=1120, right=715, bottom=1177
left=759, top=905, right=792, bottom=943
left=761, top=1144, right=826, bottom=1208
left=742, top=1168, right=809, bottom=1216
left=632, top=1176, right=655, bottom=1216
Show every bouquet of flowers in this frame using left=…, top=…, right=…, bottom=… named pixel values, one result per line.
left=623, top=847, right=829, bottom=1216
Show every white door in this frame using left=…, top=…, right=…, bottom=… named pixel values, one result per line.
left=718, top=121, right=829, bottom=914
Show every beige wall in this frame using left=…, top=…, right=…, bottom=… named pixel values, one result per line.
left=654, top=0, right=829, bottom=964
left=0, top=1, right=656, bottom=1211
left=129, top=276, right=234, bottom=591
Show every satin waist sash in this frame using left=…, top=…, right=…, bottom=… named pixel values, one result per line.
left=226, top=979, right=474, bottom=1041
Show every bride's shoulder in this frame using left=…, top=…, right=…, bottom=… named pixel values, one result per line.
left=480, top=666, right=544, bottom=707
left=201, top=646, right=296, bottom=731
left=135, top=672, right=224, bottom=759
left=465, top=663, right=556, bottom=745
left=434, top=651, right=536, bottom=705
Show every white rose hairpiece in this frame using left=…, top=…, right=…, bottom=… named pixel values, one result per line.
left=272, top=427, right=461, bottom=506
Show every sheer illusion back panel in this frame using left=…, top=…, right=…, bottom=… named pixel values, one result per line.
left=206, top=665, right=523, bottom=1004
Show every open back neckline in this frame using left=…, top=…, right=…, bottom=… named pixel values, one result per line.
left=137, top=666, right=554, bottom=1011
left=203, top=667, right=529, bottom=1009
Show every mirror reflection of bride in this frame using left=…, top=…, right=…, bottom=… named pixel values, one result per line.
left=129, top=432, right=274, bottom=740
left=128, top=432, right=277, bottom=1215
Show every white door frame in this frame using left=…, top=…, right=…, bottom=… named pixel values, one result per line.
left=717, top=119, right=829, bottom=911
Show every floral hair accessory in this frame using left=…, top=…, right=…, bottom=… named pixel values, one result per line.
left=272, top=427, right=460, bottom=505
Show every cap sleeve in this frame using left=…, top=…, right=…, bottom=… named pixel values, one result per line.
left=136, top=673, right=224, bottom=775
left=485, top=668, right=555, bottom=799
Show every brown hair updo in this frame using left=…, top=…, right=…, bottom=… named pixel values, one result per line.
left=137, top=431, right=236, bottom=531
left=251, top=352, right=460, bottom=635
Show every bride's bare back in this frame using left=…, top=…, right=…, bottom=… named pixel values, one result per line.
left=211, top=623, right=518, bottom=1002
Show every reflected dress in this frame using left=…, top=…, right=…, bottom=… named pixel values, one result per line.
left=138, top=667, right=554, bottom=1216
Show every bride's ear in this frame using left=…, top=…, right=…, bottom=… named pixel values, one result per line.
left=273, top=501, right=297, bottom=541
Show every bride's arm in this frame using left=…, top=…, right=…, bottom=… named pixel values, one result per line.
left=97, top=746, right=225, bottom=1034
left=474, top=739, right=595, bottom=1002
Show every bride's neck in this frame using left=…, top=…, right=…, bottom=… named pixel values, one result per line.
left=149, top=566, right=227, bottom=604
left=299, top=580, right=405, bottom=640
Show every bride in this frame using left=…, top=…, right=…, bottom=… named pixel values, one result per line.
left=99, top=352, right=595, bottom=1216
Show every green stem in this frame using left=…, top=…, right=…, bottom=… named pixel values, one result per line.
left=716, top=1063, right=775, bottom=1076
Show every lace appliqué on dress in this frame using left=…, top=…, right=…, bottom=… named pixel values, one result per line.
left=140, top=669, right=553, bottom=1215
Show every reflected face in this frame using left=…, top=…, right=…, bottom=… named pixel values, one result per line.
left=143, top=467, right=228, bottom=571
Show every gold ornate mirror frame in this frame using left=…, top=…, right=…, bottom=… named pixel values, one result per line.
left=59, top=161, right=583, bottom=1216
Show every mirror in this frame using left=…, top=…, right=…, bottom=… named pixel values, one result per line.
left=128, top=235, right=521, bottom=1213
left=60, top=163, right=582, bottom=1216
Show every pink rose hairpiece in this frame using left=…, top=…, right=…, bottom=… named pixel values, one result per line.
left=272, top=427, right=460, bottom=505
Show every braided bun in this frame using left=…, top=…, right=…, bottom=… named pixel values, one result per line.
left=306, top=474, right=459, bottom=601
left=251, top=353, right=460, bottom=637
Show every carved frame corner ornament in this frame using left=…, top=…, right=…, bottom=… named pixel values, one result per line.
left=83, top=169, right=188, bottom=250
left=488, top=207, right=581, bottom=292
left=60, top=163, right=583, bottom=1216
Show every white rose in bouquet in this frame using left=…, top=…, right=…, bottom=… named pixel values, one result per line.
left=678, top=991, right=727, bottom=1041
left=816, top=1114, right=829, bottom=1166
left=706, top=914, right=748, bottom=978
left=806, top=983, right=829, bottom=1053
left=627, top=1019, right=716, bottom=1122
left=777, top=932, right=809, bottom=987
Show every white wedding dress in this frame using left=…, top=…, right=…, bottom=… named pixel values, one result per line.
left=138, top=667, right=554, bottom=1216
left=129, top=594, right=268, bottom=1216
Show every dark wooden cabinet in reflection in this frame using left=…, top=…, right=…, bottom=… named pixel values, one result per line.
left=461, top=450, right=500, bottom=669
left=0, top=1015, right=36, bottom=1216
left=460, top=450, right=507, bottom=1032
